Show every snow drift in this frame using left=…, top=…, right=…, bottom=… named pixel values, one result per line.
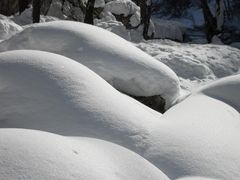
left=0, top=20, right=180, bottom=109
left=0, top=129, right=170, bottom=180
left=0, top=50, right=240, bottom=180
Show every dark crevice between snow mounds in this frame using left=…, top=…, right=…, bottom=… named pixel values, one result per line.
left=126, top=93, right=166, bottom=113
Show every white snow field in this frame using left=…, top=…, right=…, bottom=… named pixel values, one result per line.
left=0, top=50, right=240, bottom=180
left=0, top=20, right=180, bottom=109
left=0, top=15, right=22, bottom=41
left=136, top=39, right=240, bottom=92
left=0, top=129, right=170, bottom=180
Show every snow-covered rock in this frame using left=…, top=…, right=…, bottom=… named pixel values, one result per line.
left=0, top=15, right=22, bottom=41
left=104, top=0, right=140, bottom=18
left=0, top=21, right=180, bottom=108
left=0, top=129, right=170, bottom=180
left=0, top=50, right=163, bottom=154
left=136, top=39, right=240, bottom=91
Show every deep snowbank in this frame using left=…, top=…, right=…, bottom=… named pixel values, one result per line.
left=0, top=20, right=180, bottom=108
left=0, top=129, right=170, bottom=180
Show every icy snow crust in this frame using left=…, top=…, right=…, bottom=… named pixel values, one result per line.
left=0, top=50, right=240, bottom=180
left=0, top=129, right=170, bottom=180
left=0, top=21, right=180, bottom=107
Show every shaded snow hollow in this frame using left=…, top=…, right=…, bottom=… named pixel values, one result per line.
left=0, top=50, right=240, bottom=180
left=0, top=20, right=180, bottom=109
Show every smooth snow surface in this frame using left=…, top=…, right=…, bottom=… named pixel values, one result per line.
left=0, top=51, right=240, bottom=180
left=0, top=21, right=180, bottom=107
left=0, top=129, right=170, bottom=180
left=197, top=75, right=240, bottom=112
left=136, top=39, right=240, bottom=92
left=0, top=15, right=22, bottom=41
left=0, top=50, right=162, bottom=154
left=149, top=93, right=240, bottom=179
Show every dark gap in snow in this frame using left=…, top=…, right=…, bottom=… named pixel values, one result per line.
left=127, top=93, right=166, bottom=113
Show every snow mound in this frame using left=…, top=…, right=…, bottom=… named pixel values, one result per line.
left=197, top=75, right=240, bottom=112
left=0, top=21, right=180, bottom=108
left=0, top=50, right=162, bottom=153
left=0, top=15, right=22, bottom=41
left=0, top=129, right=170, bottom=180
left=146, top=93, right=240, bottom=179
left=136, top=39, right=240, bottom=91
left=0, top=50, right=240, bottom=180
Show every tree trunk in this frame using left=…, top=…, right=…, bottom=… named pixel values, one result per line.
left=19, top=0, right=29, bottom=14
left=32, top=0, right=41, bottom=23
left=200, top=0, right=217, bottom=42
left=142, top=0, right=152, bottom=40
left=84, top=0, right=95, bottom=24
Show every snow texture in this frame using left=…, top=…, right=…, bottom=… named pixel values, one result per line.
left=12, top=7, right=59, bottom=26
left=0, top=129, right=170, bottom=180
left=136, top=39, right=240, bottom=92
left=0, top=15, right=22, bottom=41
left=0, top=21, right=180, bottom=107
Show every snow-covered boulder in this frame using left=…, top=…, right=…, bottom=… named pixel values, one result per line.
left=0, top=50, right=162, bottom=153
left=0, top=21, right=180, bottom=109
left=0, top=129, right=170, bottom=180
left=104, top=0, right=141, bottom=27
left=0, top=15, right=22, bottom=41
